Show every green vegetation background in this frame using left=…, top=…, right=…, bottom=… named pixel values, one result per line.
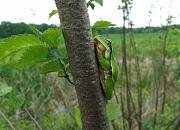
left=0, top=21, right=179, bottom=130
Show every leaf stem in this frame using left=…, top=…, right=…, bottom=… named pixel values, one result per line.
left=57, top=58, right=74, bottom=85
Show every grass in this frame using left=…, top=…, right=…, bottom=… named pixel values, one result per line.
left=104, top=31, right=180, bottom=58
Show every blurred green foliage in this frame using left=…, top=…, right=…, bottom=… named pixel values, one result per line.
left=0, top=22, right=179, bottom=129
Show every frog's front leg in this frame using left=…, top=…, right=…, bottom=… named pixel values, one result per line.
left=98, top=54, right=111, bottom=70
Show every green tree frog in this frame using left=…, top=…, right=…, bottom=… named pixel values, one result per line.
left=94, top=35, right=119, bottom=100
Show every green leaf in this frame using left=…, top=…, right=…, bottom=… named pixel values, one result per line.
left=87, top=2, right=95, bottom=9
left=49, top=10, right=58, bottom=19
left=0, top=34, right=42, bottom=60
left=40, top=59, right=64, bottom=74
left=29, top=25, right=43, bottom=40
left=48, top=47, right=61, bottom=58
left=43, top=28, right=62, bottom=48
left=17, top=45, right=49, bottom=68
left=0, top=64, right=15, bottom=78
left=43, top=28, right=67, bottom=57
left=87, top=0, right=103, bottom=9
left=106, top=103, right=121, bottom=120
left=15, top=94, right=25, bottom=108
left=93, top=0, right=103, bottom=6
left=0, top=82, right=12, bottom=97
left=59, top=58, right=71, bottom=75
left=74, top=107, right=82, bottom=129
left=5, top=90, right=25, bottom=112
left=93, top=21, right=116, bottom=28
left=3, top=49, right=26, bottom=65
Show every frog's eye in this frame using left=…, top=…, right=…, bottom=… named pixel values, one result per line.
left=105, top=39, right=112, bottom=47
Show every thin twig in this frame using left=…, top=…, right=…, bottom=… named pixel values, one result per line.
left=24, top=107, right=42, bottom=130
left=0, top=109, right=16, bottom=130
left=161, top=0, right=173, bottom=115
left=129, top=23, right=143, bottom=130
left=122, top=6, right=132, bottom=130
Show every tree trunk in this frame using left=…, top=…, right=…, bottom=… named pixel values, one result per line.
left=54, top=0, right=110, bottom=130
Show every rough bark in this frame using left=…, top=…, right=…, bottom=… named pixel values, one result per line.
left=54, top=0, right=110, bottom=130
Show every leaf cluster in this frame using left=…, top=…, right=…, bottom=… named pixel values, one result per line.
left=0, top=26, right=72, bottom=84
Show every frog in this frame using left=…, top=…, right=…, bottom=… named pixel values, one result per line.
left=94, top=35, right=119, bottom=100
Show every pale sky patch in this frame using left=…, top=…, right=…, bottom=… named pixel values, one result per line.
left=0, top=0, right=179, bottom=27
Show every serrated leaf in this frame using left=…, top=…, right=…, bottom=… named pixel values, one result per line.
left=87, top=0, right=103, bottom=9
left=48, top=47, right=61, bottom=58
left=17, top=45, right=49, bottom=68
left=43, top=28, right=67, bottom=57
left=59, top=58, right=71, bottom=76
left=3, top=49, right=27, bottom=65
left=5, top=90, right=25, bottom=112
left=49, top=10, right=58, bottom=19
left=0, top=34, right=42, bottom=60
left=106, top=102, right=121, bottom=120
left=87, top=2, right=95, bottom=9
left=29, top=25, right=43, bottom=40
left=93, top=21, right=115, bottom=28
left=94, top=0, right=103, bottom=6
left=43, top=28, right=62, bottom=48
left=0, top=82, right=12, bottom=96
left=15, top=94, right=25, bottom=108
left=40, top=59, right=64, bottom=74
